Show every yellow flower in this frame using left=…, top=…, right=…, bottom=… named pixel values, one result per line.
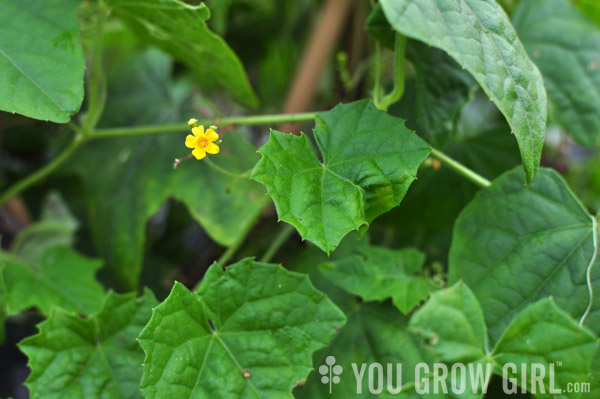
left=185, top=125, right=220, bottom=160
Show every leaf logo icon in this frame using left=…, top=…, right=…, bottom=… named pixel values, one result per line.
left=318, top=356, right=343, bottom=394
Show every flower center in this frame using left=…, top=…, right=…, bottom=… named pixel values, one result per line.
left=197, top=137, right=208, bottom=148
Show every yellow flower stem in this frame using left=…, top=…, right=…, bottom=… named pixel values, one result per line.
left=204, top=158, right=252, bottom=179
left=91, top=112, right=319, bottom=140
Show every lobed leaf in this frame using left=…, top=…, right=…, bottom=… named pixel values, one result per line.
left=2, top=246, right=105, bottom=316
left=319, top=245, right=437, bottom=314
left=19, top=290, right=157, bottom=399
left=251, top=100, right=431, bottom=253
left=379, top=0, right=547, bottom=183
left=138, top=259, right=346, bottom=398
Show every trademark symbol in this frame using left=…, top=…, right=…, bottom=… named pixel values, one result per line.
left=555, top=361, right=562, bottom=367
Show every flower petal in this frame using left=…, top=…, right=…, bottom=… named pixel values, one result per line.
left=205, top=129, right=219, bottom=142
left=185, top=135, right=196, bottom=148
left=192, top=125, right=204, bottom=138
left=192, top=148, right=206, bottom=160
left=205, top=142, right=220, bottom=154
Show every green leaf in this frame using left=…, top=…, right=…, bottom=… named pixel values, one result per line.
left=10, top=191, right=78, bottom=264
left=287, top=233, right=372, bottom=314
left=251, top=100, right=431, bottom=253
left=294, top=302, right=439, bottom=399
left=492, top=298, right=598, bottom=398
left=19, top=290, right=157, bottom=399
left=0, top=264, right=6, bottom=345
left=587, top=347, right=600, bottom=397
left=410, top=282, right=487, bottom=363
left=138, top=259, right=346, bottom=398
left=319, top=245, right=438, bottom=314
left=0, top=0, right=85, bottom=122
left=64, top=50, right=265, bottom=290
left=2, top=246, right=105, bottom=316
left=449, top=167, right=600, bottom=343
left=366, top=4, right=395, bottom=49
left=105, top=0, right=258, bottom=107
left=383, top=91, right=521, bottom=262
left=379, top=0, right=547, bottom=183
left=575, top=0, right=600, bottom=27
left=0, top=191, right=103, bottom=316
left=513, top=0, right=600, bottom=147
left=407, top=41, right=476, bottom=145
left=409, top=285, right=596, bottom=398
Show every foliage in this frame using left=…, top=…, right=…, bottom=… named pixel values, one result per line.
left=251, top=100, right=431, bottom=253
left=379, top=0, right=547, bottom=183
left=139, top=259, right=345, bottom=398
left=1, top=0, right=599, bottom=398
left=0, top=0, right=85, bottom=122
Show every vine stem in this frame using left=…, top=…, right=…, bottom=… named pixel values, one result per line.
left=0, top=112, right=319, bottom=207
left=430, top=148, right=491, bottom=188
left=0, top=135, right=84, bottom=206
left=373, top=41, right=383, bottom=104
left=1, top=114, right=491, bottom=215
left=82, top=2, right=108, bottom=135
left=260, top=224, right=296, bottom=263
left=91, top=112, right=318, bottom=139
left=375, top=33, right=406, bottom=111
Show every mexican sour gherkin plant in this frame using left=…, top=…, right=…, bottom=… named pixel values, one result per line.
left=0, top=0, right=599, bottom=398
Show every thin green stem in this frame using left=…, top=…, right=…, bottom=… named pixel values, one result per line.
left=204, top=158, right=252, bottom=179
left=0, top=113, right=493, bottom=211
left=217, top=197, right=270, bottom=265
left=260, top=224, right=296, bottom=263
left=0, top=112, right=318, bottom=206
left=373, top=42, right=383, bottom=104
left=82, top=3, right=108, bottom=135
left=430, top=147, right=491, bottom=188
left=217, top=243, right=240, bottom=266
left=0, top=135, right=85, bottom=207
left=376, top=33, right=406, bottom=111
left=91, top=112, right=319, bottom=139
